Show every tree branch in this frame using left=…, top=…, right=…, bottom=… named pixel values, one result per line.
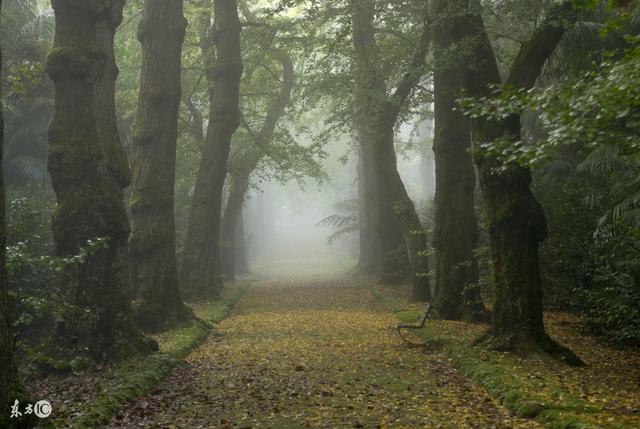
left=388, top=5, right=432, bottom=117
left=506, top=1, right=576, bottom=90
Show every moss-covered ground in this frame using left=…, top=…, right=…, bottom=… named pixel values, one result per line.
left=27, top=281, right=251, bottom=428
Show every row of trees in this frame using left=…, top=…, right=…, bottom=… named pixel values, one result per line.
left=295, top=0, right=580, bottom=360
left=1, top=1, right=307, bottom=423
left=2, top=1, right=639, bottom=421
left=304, top=0, right=636, bottom=359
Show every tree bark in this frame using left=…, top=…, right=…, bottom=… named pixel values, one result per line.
left=45, top=0, right=154, bottom=360
left=128, top=0, right=192, bottom=332
left=182, top=0, right=243, bottom=298
left=95, top=0, right=130, bottom=189
left=349, top=0, right=432, bottom=301
left=431, top=0, right=486, bottom=321
left=349, top=0, right=404, bottom=280
left=373, top=107, right=431, bottom=301
left=454, top=0, right=582, bottom=363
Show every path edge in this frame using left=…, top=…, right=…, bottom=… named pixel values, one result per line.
left=67, top=282, right=252, bottom=428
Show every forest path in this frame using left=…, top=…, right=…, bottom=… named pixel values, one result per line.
left=109, top=275, right=538, bottom=428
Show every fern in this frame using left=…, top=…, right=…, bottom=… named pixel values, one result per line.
left=316, top=198, right=359, bottom=243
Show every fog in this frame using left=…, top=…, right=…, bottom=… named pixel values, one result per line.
left=243, top=116, right=435, bottom=279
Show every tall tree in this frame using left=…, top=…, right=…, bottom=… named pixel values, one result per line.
left=454, top=0, right=582, bottom=362
left=128, top=0, right=192, bottom=331
left=182, top=0, right=243, bottom=297
left=349, top=0, right=432, bottom=300
left=0, top=3, right=20, bottom=420
left=221, top=50, right=294, bottom=281
left=45, top=0, right=153, bottom=359
left=431, top=0, right=486, bottom=321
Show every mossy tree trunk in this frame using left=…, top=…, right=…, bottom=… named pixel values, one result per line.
left=181, top=0, right=242, bottom=298
left=95, top=0, right=130, bottom=189
left=349, top=0, right=432, bottom=301
left=221, top=49, right=294, bottom=281
left=431, top=0, right=486, bottom=321
left=128, top=0, right=192, bottom=332
left=454, top=0, right=582, bottom=363
left=45, top=0, right=154, bottom=360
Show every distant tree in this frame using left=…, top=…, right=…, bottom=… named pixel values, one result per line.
left=128, top=0, right=192, bottom=331
left=45, top=0, right=154, bottom=359
left=182, top=0, right=243, bottom=297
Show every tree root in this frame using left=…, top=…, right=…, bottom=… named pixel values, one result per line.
left=473, top=330, right=585, bottom=367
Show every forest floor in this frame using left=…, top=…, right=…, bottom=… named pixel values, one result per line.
left=107, top=272, right=538, bottom=428
left=28, top=257, right=640, bottom=428
left=376, top=285, right=640, bottom=428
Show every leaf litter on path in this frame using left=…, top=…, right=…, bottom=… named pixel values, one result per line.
left=109, top=277, right=539, bottom=428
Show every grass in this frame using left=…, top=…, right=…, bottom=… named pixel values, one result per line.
left=372, top=286, right=639, bottom=429
left=66, top=282, right=251, bottom=428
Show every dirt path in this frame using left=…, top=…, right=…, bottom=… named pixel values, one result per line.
left=109, top=276, right=538, bottom=428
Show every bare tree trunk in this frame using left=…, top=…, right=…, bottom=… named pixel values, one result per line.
left=128, top=0, right=192, bottom=331
left=431, top=0, right=486, bottom=321
left=454, top=0, right=582, bottom=363
left=45, top=0, right=154, bottom=360
left=182, top=0, right=242, bottom=298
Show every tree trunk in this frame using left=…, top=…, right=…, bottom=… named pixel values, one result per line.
left=349, top=0, right=431, bottom=300
left=234, top=210, right=249, bottom=274
left=95, top=0, right=130, bottom=189
left=454, top=0, right=582, bottom=363
left=373, top=110, right=431, bottom=301
left=128, top=0, right=192, bottom=332
left=181, top=0, right=242, bottom=298
left=350, top=0, right=407, bottom=282
left=431, top=0, right=485, bottom=321
left=221, top=174, right=249, bottom=281
left=45, top=0, right=154, bottom=360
